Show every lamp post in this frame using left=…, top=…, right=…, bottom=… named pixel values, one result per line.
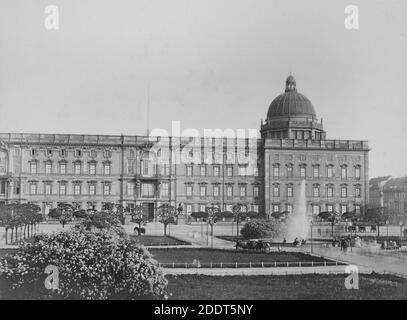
left=348, top=221, right=353, bottom=252
left=310, top=221, right=313, bottom=253
left=399, top=221, right=404, bottom=246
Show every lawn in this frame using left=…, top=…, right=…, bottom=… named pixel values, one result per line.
left=148, top=248, right=337, bottom=267
left=130, top=235, right=190, bottom=246
left=166, top=273, right=407, bottom=300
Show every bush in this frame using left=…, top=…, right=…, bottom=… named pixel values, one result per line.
left=73, top=210, right=88, bottom=219
left=48, top=208, right=61, bottom=219
left=0, top=230, right=168, bottom=300
left=240, top=219, right=285, bottom=240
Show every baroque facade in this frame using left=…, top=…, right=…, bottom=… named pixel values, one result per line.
left=0, top=75, right=370, bottom=220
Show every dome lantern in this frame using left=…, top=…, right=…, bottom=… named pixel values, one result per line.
left=285, top=74, right=297, bottom=92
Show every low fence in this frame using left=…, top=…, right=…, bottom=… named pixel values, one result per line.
left=158, top=260, right=345, bottom=269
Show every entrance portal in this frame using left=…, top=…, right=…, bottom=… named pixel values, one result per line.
left=142, top=202, right=155, bottom=222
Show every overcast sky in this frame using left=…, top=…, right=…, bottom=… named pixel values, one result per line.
left=0, top=0, right=406, bottom=178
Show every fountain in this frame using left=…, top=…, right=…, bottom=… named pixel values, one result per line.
left=285, top=180, right=309, bottom=241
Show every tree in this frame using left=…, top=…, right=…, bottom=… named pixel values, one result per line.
left=80, top=211, right=123, bottom=236
left=157, top=204, right=178, bottom=236
left=102, top=202, right=126, bottom=225
left=130, top=204, right=147, bottom=235
left=231, top=203, right=265, bottom=236
left=205, top=206, right=219, bottom=248
left=365, top=207, right=389, bottom=237
left=318, top=211, right=341, bottom=238
left=0, top=203, right=42, bottom=244
left=240, top=218, right=285, bottom=240
left=57, top=203, right=74, bottom=229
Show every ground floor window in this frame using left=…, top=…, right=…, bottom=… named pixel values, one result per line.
left=186, top=204, right=193, bottom=215
left=312, top=204, right=320, bottom=215
left=286, top=204, right=293, bottom=213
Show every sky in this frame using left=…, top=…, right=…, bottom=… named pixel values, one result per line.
left=0, top=0, right=406, bottom=178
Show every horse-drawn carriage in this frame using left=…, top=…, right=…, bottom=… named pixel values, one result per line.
left=235, top=239, right=272, bottom=252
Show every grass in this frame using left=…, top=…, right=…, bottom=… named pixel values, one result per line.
left=148, top=248, right=332, bottom=264
left=166, top=273, right=407, bottom=300
left=129, top=235, right=190, bottom=246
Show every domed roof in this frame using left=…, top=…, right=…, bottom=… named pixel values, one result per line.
left=267, top=75, right=316, bottom=119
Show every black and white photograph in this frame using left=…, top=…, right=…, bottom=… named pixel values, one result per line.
left=0, top=0, right=406, bottom=308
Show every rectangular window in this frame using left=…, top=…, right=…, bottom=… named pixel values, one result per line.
left=355, top=166, right=361, bottom=179
left=355, top=185, right=361, bottom=197
left=199, top=204, right=206, bottom=212
left=45, top=184, right=52, bottom=195
left=312, top=205, right=320, bottom=215
left=287, top=185, right=293, bottom=197
left=313, top=166, right=319, bottom=178
left=227, top=166, right=233, bottom=177
left=60, top=163, right=66, bottom=175
left=161, top=163, right=170, bottom=176
left=300, top=166, right=306, bottom=178
left=341, top=186, right=347, bottom=198
left=103, top=184, right=111, bottom=196
left=213, top=185, right=220, bottom=197
left=341, top=166, right=347, bottom=179
left=45, top=163, right=52, bottom=174
left=74, top=163, right=81, bottom=175
left=341, top=205, right=347, bottom=214
left=239, top=166, right=246, bottom=176
left=273, top=185, right=280, bottom=197
left=272, top=204, right=280, bottom=213
left=253, top=205, right=259, bottom=212
left=273, top=166, right=279, bottom=178
left=104, top=163, right=111, bottom=175
left=254, top=167, right=259, bottom=177
left=327, top=186, right=334, bottom=198
left=30, top=183, right=37, bottom=195
left=74, top=184, right=81, bottom=195
left=355, top=205, right=361, bottom=214
left=126, top=182, right=133, bottom=196
left=287, top=204, right=293, bottom=213
left=186, top=185, right=193, bottom=197
left=59, top=184, right=66, bottom=195
left=142, top=160, right=149, bottom=175
left=186, top=165, right=193, bottom=177
left=0, top=181, right=6, bottom=195
left=200, top=166, right=206, bottom=177
left=327, top=166, right=333, bottom=178
left=227, top=185, right=233, bottom=197
left=30, top=162, right=37, bottom=174
left=240, top=186, right=246, bottom=197
left=186, top=204, right=193, bottom=215
left=213, top=165, right=220, bottom=177
left=87, top=184, right=95, bottom=195
left=327, top=204, right=333, bottom=213
left=254, top=186, right=259, bottom=198
left=141, top=183, right=154, bottom=197
left=313, top=186, right=320, bottom=197
left=89, top=163, right=96, bottom=175
left=161, top=182, right=169, bottom=197
left=287, top=166, right=293, bottom=177
left=200, top=185, right=206, bottom=197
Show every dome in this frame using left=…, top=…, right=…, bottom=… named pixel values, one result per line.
left=267, top=75, right=316, bottom=119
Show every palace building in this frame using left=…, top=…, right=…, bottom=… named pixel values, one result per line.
left=0, top=75, right=370, bottom=220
